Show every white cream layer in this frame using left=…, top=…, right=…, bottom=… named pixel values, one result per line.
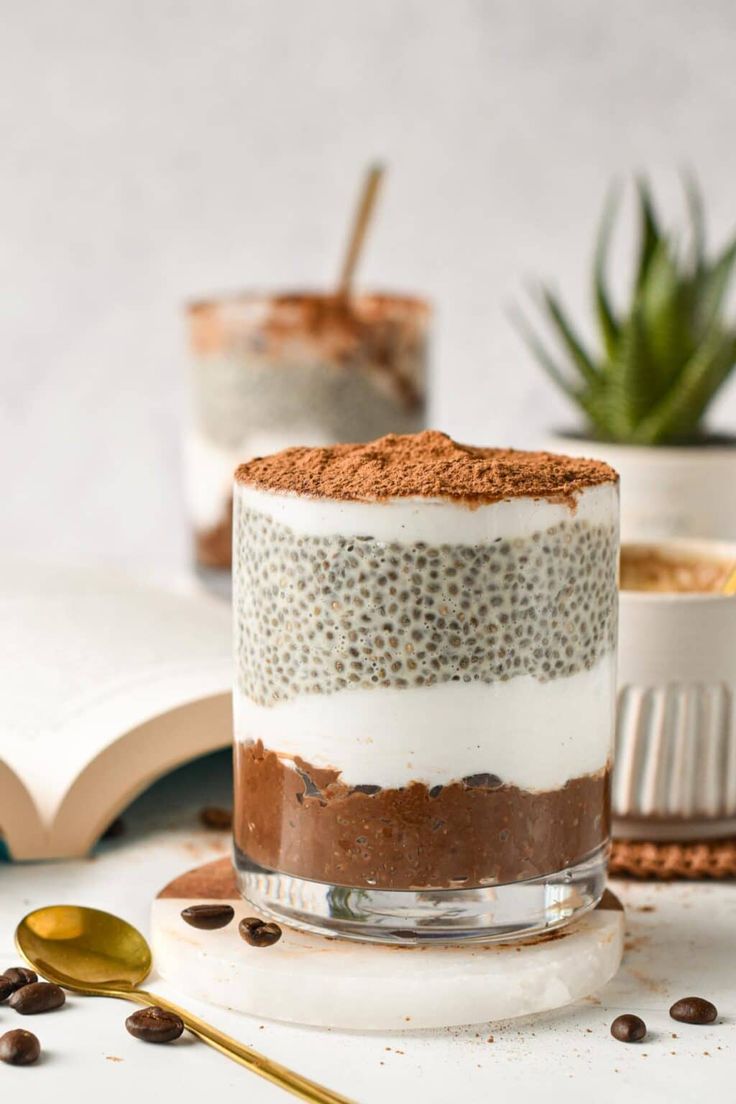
left=234, top=654, right=615, bottom=792
left=235, top=480, right=618, bottom=545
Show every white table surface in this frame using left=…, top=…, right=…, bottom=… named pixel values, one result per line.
left=1, top=751, right=733, bottom=1104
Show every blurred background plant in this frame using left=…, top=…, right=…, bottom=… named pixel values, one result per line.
left=517, top=177, right=736, bottom=446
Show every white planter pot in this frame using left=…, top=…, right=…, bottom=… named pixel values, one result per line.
left=615, top=539, right=736, bottom=840
left=547, top=434, right=736, bottom=542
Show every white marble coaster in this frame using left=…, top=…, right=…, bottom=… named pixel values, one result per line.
left=151, top=859, right=623, bottom=1031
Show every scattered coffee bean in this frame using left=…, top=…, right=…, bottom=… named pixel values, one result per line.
left=199, top=806, right=233, bottom=830
left=102, top=817, right=126, bottom=840
left=0, top=1029, right=41, bottom=1065
left=9, top=982, right=65, bottom=1015
left=180, top=904, right=234, bottom=930
left=239, top=917, right=282, bottom=947
left=0, top=976, right=15, bottom=1003
left=239, top=916, right=263, bottom=938
left=3, top=967, right=38, bottom=992
left=610, top=1014, right=647, bottom=1043
left=125, top=1006, right=184, bottom=1044
left=669, top=997, right=718, bottom=1025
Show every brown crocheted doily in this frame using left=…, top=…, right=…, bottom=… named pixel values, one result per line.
left=610, top=838, right=736, bottom=880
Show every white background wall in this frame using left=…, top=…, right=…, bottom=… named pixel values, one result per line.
left=3, top=0, right=736, bottom=572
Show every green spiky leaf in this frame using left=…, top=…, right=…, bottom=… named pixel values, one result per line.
left=634, top=328, right=736, bottom=443
left=605, top=305, right=653, bottom=438
left=538, top=287, right=600, bottom=387
left=593, top=186, right=620, bottom=359
left=635, top=177, right=661, bottom=292
left=698, top=235, right=736, bottom=337
left=511, top=308, right=578, bottom=399
left=518, top=175, right=736, bottom=445
left=682, top=170, right=706, bottom=274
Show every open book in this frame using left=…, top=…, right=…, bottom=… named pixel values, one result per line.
left=0, top=562, right=232, bottom=860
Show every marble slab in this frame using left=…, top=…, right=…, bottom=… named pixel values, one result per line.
left=151, top=859, right=624, bottom=1031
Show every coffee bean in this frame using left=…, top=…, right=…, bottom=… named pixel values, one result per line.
left=0, top=977, right=15, bottom=1003
left=610, top=1014, right=647, bottom=1043
left=669, top=997, right=718, bottom=1025
left=3, top=967, right=38, bottom=992
left=239, top=917, right=282, bottom=947
left=462, top=772, right=503, bottom=790
left=180, top=904, right=234, bottom=930
left=352, top=784, right=382, bottom=796
left=0, top=1029, right=41, bottom=1065
left=125, top=1006, right=184, bottom=1044
left=9, top=982, right=65, bottom=1015
left=199, top=806, right=233, bottom=830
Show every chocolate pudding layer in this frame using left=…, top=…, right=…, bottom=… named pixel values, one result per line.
left=233, top=432, right=619, bottom=917
left=186, top=293, right=429, bottom=571
left=234, top=741, right=610, bottom=890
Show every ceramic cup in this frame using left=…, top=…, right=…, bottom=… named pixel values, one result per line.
left=615, top=539, right=736, bottom=840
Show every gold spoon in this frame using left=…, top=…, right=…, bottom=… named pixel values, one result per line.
left=722, top=562, right=736, bottom=595
left=336, top=161, right=385, bottom=297
left=16, top=905, right=356, bottom=1104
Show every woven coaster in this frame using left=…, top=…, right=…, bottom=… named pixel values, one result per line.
left=610, top=838, right=736, bottom=880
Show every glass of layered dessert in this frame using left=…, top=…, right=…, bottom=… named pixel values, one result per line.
left=232, top=431, right=619, bottom=942
left=185, top=292, right=429, bottom=587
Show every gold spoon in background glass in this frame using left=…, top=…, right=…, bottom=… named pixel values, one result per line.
left=16, top=905, right=356, bottom=1104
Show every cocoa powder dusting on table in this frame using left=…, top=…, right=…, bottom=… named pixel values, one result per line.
left=235, top=431, right=617, bottom=507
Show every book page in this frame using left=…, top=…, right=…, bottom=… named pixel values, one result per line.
left=0, top=561, right=232, bottom=825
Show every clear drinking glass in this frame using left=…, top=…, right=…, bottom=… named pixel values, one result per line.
left=232, top=447, right=619, bottom=944
left=184, top=292, right=430, bottom=590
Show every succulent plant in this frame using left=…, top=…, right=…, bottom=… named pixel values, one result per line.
left=517, top=177, right=736, bottom=445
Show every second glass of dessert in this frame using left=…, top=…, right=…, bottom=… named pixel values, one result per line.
left=185, top=292, right=429, bottom=585
left=232, top=431, right=619, bottom=942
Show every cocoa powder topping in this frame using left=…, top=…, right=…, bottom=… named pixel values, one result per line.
left=188, top=291, right=428, bottom=357
left=235, top=430, right=618, bottom=506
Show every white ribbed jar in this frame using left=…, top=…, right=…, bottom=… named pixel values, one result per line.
left=615, top=539, right=736, bottom=840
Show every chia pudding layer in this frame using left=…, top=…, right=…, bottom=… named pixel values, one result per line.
left=233, top=431, right=619, bottom=892
left=185, top=291, right=429, bottom=571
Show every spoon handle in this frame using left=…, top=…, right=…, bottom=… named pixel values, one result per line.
left=130, top=990, right=357, bottom=1104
